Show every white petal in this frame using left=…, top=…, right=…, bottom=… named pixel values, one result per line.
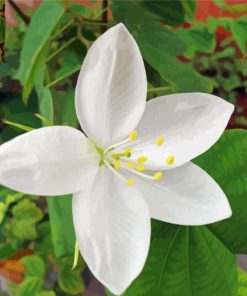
left=130, top=162, right=231, bottom=225
left=127, top=93, right=234, bottom=170
left=0, top=126, right=99, bottom=196
left=73, top=167, right=150, bottom=295
left=75, top=23, right=147, bottom=148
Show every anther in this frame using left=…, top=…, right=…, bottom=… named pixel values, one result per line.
left=124, top=148, right=133, bottom=157
left=166, top=155, right=174, bottom=165
left=127, top=179, right=135, bottom=186
left=126, top=161, right=135, bottom=168
left=137, top=156, right=148, bottom=163
left=129, top=130, right=138, bottom=141
left=136, top=165, right=145, bottom=172
left=114, top=160, right=121, bottom=170
left=154, top=172, right=163, bottom=180
left=155, top=137, right=165, bottom=146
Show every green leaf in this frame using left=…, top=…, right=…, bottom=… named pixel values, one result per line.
left=12, top=199, right=43, bottom=224
left=0, top=189, right=24, bottom=224
left=16, top=1, right=65, bottom=103
left=0, top=242, right=16, bottom=259
left=47, top=195, right=76, bottom=258
left=56, top=90, right=78, bottom=127
left=35, top=70, right=54, bottom=125
left=111, top=2, right=213, bottom=92
left=55, top=50, right=81, bottom=82
left=111, top=1, right=186, bottom=57
left=238, top=268, right=247, bottom=296
left=20, top=255, right=46, bottom=279
left=35, top=221, right=53, bottom=254
left=138, top=40, right=213, bottom=92
left=35, top=292, right=56, bottom=296
left=230, top=16, right=247, bottom=56
left=140, top=0, right=184, bottom=26
left=176, top=25, right=216, bottom=58
left=2, top=119, right=34, bottom=132
left=58, top=268, right=85, bottom=295
left=194, top=130, right=247, bottom=254
left=107, top=223, right=237, bottom=296
left=214, top=0, right=247, bottom=12
left=5, top=219, right=38, bottom=241
left=17, top=277, right=42, bottom=296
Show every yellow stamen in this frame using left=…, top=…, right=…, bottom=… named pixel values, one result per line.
left=124, top=148, right=133, bottom=157
left=129, top=130, right=138, bottom=141
left=154, top=172, right=163, bottom=180
left=166, top=155, right=174, bottom=165
left=137, top=156, right=148, bottom=163
left=127, top=179, right=135, bottom=186
left=155, top=137, right=165, bottom=146
left=114, top=160, right=121, bottom=170
left=136, top=165, right=145, bottom=172
left=126, top=161, right=135, bottom=169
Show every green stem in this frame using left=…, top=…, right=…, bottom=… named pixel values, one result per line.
left=46, top=65, right=81, bottom=88
left=46, top=37, right=77, bottom=63
left=3, top=119, right=34, bottom=132
left=51, top=19, right=74, bottom=40
left=147, top=86, right=174, bottom=93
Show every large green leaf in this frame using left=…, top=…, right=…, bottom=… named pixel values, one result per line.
left=35, top=70, right=54, bottom=125
left=107, top=222, right=237, bottom=296
left=111, top=1, right=186, bottom=57
left=140, top=0, right=184, bottom=26
left=47, top=195, right=76, bottom=259
left=138, top=40, right=213, bottom=92
left=111, top=1, right=213, bottom=93
left=194, top=130, right=247, bottom=254
left=107, top=129, right=247, bottom=295
left=238, top=268, right=247, bottom=296
left=16, top=1, right=65, bottom=103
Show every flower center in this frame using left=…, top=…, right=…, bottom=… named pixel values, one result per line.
left=91, top=131, right=175, bottom=186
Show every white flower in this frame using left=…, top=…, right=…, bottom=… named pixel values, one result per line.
left=0, top=23, right=234, bottom=295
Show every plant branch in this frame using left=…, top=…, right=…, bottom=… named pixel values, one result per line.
left=51, top=19, right=74, bottom=40
left=45, top=65, right=81, bottom=88
left=46, top=37, right=77, bottom=63
left=147, top=86, right=174, bottom=93
left=101, top=0, right=108, bottom=34
left=7, top=0, right=30, bottom=25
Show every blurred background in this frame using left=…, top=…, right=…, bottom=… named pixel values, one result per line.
left=0, top=0, right=247, bottom=295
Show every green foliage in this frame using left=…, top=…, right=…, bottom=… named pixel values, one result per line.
left=1, top=0, right=247, bottom=295
left=16, top=1, right=65, bottom=102
left=16, top=277, right=43, bottom=296
left=176, top=25, right=216, bottom=58
left=58, top=266, right=85, bottom=294
left=194, top=130, right=247, bottom=254
left=238, top=268, right=247, bottom=296
left=20, top=255, right=46, bottom=279
left=107, top=129, right=247, bottom=296
left=230, top=16, right=247, bottom=57
left=47, top=195, right=76, bottom=259
left=108, top=224, right=237, bottom=296
left=111, top=0, right=214, bottom=94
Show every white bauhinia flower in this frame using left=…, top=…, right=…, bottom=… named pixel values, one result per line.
left=0, top=23, right=234, bottom=294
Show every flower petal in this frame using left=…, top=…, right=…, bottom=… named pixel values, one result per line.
left=75, top=23, right=147, bottom=147
left=130, top=162, right=231, bottom=225
left=127, top=93, right=234, bottom=170
left=0, top=126, right=98, bottom=196
left=72, top=167, right=150, bottom=295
